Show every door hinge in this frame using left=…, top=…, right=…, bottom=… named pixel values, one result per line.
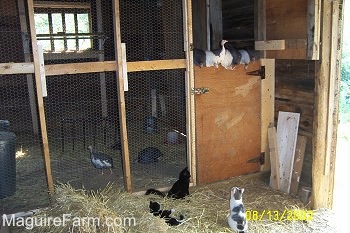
left=247, top=152, right=265, bottom=165
left=189, top=43, right=194, bottom=51
left=191, top=87, right=209, bottom=95
left=246, top=66, right=265, bottom=79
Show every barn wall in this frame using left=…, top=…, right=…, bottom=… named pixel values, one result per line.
left=266, top=0, right=308, bottom=59
left=0, top=0, right=24, bottom=63
left=275, top=59, right=315, bottom=187
left=222, top=0, right=254, bottom=41
left=266, top=0, right=307, bottom=40
left=192, top=0, right=207, bottom=50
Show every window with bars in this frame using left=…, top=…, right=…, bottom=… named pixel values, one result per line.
left=33, top=2, right=92, bottom=53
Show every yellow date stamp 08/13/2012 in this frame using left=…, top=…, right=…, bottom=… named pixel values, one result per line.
left=246, top=209, right=314, bottom=221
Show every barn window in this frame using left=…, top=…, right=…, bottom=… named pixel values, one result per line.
left=33, top=2, right=92, bottom=53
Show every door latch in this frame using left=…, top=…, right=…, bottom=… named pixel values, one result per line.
left=191, top=87, right=209, bottom=95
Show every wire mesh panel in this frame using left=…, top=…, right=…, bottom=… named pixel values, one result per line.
left=30, top=0, right=123, bottom=191
left=120, top=0, right=185, bottom=61
left=0, top=0, right=50, bottom=214
left=125, top=70, right=188, bottom=190
left=120, top=0, right=188, bottom=190
left=43, top=72, right=123, bottom=190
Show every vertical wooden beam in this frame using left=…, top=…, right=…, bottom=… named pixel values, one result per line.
left=37, top=45, right=47, bottom=97
left=307, top=0, right=321, bottom=60
left=206, top=0, right=210, bottom=50
left=96, top=0, right=108, bottom=118
left=209, top=0, right=222, bottom=49
left=192, top=0, right=207, bottom=50
left=27, top=0, right=54, bottom=194
left=260, top=59, right=275, bottom=171
left=329, top=0, right=344, bottom=208
left=17, top=0, right=39, bottom=134
left=324, top=1, right=339, bottom=176
left=184, top=0, right=196, bottom=186
left=254, top=0, right=266, bottom=57
left=112, top=0, right=132, bottom=192
left=312, top=0, right=340, bottom=209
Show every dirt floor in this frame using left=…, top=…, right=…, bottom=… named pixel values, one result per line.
left=0, top=119, right=187, bottom=214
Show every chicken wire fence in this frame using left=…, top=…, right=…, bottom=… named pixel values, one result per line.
left=0, top=0, right=188, bottom=213
left=0, top=0, right=50, bottom=214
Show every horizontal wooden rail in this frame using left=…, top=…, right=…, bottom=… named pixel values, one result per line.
left=0, top=59, right=187, bottom=76
left=0, top=62, right=34, bottom=74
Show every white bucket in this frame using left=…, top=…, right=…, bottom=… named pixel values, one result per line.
left=166, top=131, right=178, bottom=144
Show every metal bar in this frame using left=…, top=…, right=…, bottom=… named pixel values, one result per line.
left=62, top=12, right=67, bottom=51
left=48, top=12, right=54, bottom=51
left=74, top=13, right=79, bottom=50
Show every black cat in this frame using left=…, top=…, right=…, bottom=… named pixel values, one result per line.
left=145, top=167, right=191, bottom=199
left=149, top=201, right=185, bottom=226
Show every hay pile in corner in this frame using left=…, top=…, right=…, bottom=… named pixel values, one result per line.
left=13, top=178, right=336, bottom=233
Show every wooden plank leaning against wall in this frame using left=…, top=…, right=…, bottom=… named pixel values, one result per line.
left=27, top=0, right=54, bottom=194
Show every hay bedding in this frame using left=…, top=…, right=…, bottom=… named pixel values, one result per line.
left=9, top=177, right=336, bottom=233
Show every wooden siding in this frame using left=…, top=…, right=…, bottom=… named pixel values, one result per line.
left=222, top=0, right=255, bottom=41
left=275, top=59, right=315, bottom=187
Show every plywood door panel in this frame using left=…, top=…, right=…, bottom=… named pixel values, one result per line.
left=195, top=62, right=261, bottom=184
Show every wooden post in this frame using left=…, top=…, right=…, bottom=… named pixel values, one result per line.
left=192, top=0, right=207, bottom=50
left=112, top=0, right=132, bottom=192
left=27, top=0, right=54, bottom=194
left=312, top=0, right=340, bottom=209
left=96, top=0, right=108, bottom=118
left=254, top=0, right=266, bottom=58
left=184, top=0, right=196, bottom=186
left=307, top=0, right=321, bottom=60
left=260, top=59, right=275, bottom=171
left=209, top=0, right=222, bottom=49
left=17, top=0, right=39, bottom=134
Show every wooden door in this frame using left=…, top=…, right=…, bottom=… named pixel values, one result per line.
left=195, top=62, right=262, bottom=184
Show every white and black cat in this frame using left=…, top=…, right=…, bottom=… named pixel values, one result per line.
left=146, top=167, right=191, bottom=199
left=227, top=187, right=248, bottom=233
left=149, top=201, right=185, bottom=226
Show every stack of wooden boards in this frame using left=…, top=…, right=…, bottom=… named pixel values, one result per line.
left=268, top=111, right=307, bottom=195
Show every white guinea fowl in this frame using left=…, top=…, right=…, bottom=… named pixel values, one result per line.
left=88, top=145, right=114, bottom=174
left=205, top=50, right=219, bottom=68
left=217, top=40, right=235, bottom=70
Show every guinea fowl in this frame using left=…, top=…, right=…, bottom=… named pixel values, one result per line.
left=239, top=49, right=251, bottom=70
left=88, top=145, right=114, bottom=174
left=212, top=40, right=230, bottom=67
left=214, top=40, right=234, bottom=70
left=225, top=42, right=242, bottom=69
left=193, top=48, right=206, bottom=68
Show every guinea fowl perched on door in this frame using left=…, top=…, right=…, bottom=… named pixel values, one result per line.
left=88, top=145, right=114, bottom=174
